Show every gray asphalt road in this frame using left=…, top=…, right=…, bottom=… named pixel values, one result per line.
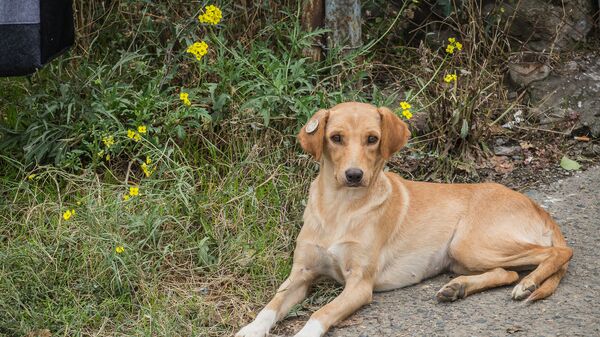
left=322, top=166, right=600, bottom=337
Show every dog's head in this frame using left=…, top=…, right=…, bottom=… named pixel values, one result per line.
left=298, top=102, right=409, bottom=188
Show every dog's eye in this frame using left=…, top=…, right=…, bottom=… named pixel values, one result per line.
left=367, top=136, right=378, bottom=144
left=330, top=135, right=342, bottom=144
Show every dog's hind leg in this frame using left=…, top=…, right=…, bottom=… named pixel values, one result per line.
left=447, top=204, right=572, bottom=302
left=450, top=243, right=572, bottom=302
left=436, top=267, right=519, bottom=302
left=503, top=245, right=572, bottom=301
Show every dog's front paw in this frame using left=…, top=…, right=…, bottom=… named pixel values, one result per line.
left=236, top=322, right=270, bottom=337
left=511, top=278, right=537, bottom=300
left=236, top=310, right=276, bottom=337
left=293, top=319, right=324, bottom=337
left=436, top=282, right=466, bottom=302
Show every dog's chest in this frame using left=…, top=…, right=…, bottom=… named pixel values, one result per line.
left=307, top=239, right=367, bottom=284
left=302, top=204, right=452, bottom=290
left=302, top=213, right=376, bottom=283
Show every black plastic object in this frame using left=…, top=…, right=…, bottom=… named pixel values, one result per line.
left=0, top=0, right=74, bottom=77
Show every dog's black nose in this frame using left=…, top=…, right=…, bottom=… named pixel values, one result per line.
left=345, top=168, right=363, bottom=185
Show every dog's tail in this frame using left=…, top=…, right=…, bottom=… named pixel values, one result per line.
left=526, top=207, right=572, bottom=302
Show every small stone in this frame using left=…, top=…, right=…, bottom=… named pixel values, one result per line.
left=495, top=138, right=508, bottom=146
left=564, top=61, right=579, bottom=72
left=508, top=62, right=550, bottom=87
left=494, top=145, right=521, bottom=156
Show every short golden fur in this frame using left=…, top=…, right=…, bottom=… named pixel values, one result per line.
left=236, top=102, right=572, bottom=337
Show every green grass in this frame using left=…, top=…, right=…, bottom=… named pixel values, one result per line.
left=0, top=3, right=358, bottom=334
left=0, top=130, right=311, bottom=336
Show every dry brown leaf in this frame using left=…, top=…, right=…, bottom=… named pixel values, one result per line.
left=490, top=156, right=515, bottom=173
left=519, top=141, right=534, bottom=149
left=26, top=330, right=51, bottom=337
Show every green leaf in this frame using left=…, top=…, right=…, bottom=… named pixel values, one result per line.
left=460, top=119, right=469, bottom=139
left=560, top=156, right=581, bottom=171
left=174, top=125, right=186, bottom=140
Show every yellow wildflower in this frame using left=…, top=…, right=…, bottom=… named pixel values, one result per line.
left=102, top=135, right=115, bottom=148
left=180, top=92, right=191, bottom=106
left=198, top=5, right=223, bottom=25
left=128, top=129, right=141, bottom=142
left=141, top=162, right=153, bottom=177
left=62, top=209, right=75, bottom=220
left=27, top=174, right=37, bottom=180
left=446, top=38, right=462, bottom=54
left=105, top=154, right=111, bottom=161
left=402, top=110, right=413, bottom=119
left=186, top=41, right=209, bottom=61
left=444, top=73, right=458, bottom=83
left=129, top=186, right=139, bottom=197
left=123, top=194, right=130, bottom=201
left=146, top=156, right=152, bottom=164
left=115, top=246, right=125, bottom=254
left=138, top=125, right=147, bottom=134
left=400, top=101, right=411, bottom=110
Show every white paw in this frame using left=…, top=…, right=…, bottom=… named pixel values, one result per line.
left=236, top=310, right=276, bottom=337
left=236, top=323, right=270, bottom=337
left=293, top=319, right=325, bottom=337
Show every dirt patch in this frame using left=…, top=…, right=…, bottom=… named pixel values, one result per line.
left=527, top=51, right=600, bottom=137
left=388, top=126, right=599, bottom=191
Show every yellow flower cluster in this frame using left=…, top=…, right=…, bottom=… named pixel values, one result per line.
left=181, top=5, right=224, bottom=109
left=123, top=186, right=140, bottom=201
left=400, top=101, right=413, bottom=119
left=198, top=5, right=222, bottom=25
left=141, top=156, right=153, bottom=177
left=62, top=209, right=76, bottom=220
left=180, top=92, right=191, bottom=106
left=445, top=37, right=463, bottom=54
left=99, top=135, right=115, bottom=161
left=444, top=73, right=458, bottom=83
left=115, top=246, right=125, bottom=254
left=126, top=125, right=147, bottom=141
left=102, top=135, right=115, bottom=148
left=187, top=41, right=209, bottom=61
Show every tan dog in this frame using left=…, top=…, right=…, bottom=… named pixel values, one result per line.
left=236, top=102, right=572, bottom=337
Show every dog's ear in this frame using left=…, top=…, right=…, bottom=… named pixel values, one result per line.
left=378, top=107, right=410, bottom=159
left=298, top=109, right=330, bottom=160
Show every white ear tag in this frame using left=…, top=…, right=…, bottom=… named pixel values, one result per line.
left=305, top=119, right=319, bottom=134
